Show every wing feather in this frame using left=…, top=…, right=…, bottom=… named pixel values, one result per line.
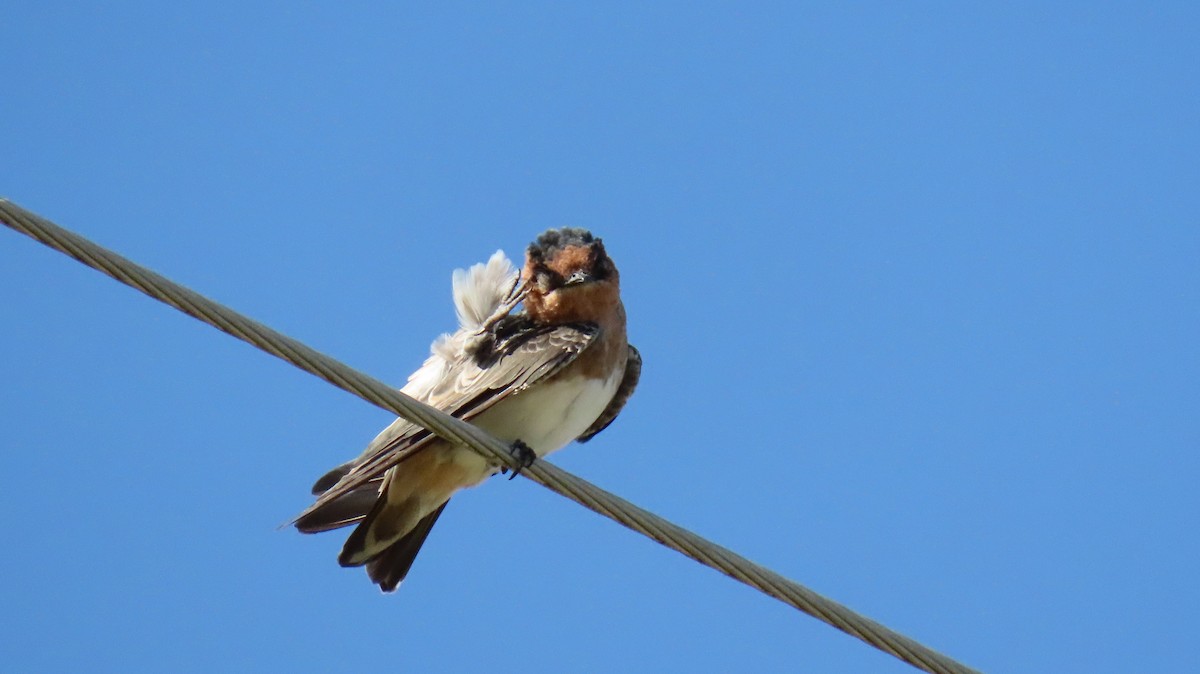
left=577, top=344, right=641, bottom=442
left=292, top=323, right=598, bottom=526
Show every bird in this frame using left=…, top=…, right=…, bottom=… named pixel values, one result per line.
left=293, top=228, right=641, bottom=592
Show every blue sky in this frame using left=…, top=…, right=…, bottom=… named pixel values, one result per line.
left=2, top=3, right=1197, bottom=672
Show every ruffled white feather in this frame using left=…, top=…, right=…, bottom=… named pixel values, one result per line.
left=400, top=250, right=519, bottom=401
left=452, top=250, right=518, bottom=331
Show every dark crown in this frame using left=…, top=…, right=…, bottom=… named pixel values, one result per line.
left=527, top=227, right=600, bottom=261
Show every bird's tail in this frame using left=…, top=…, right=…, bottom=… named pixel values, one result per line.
left=337, top=489, right=450, bottom=592
left=365, top=501, right=449, bottom=592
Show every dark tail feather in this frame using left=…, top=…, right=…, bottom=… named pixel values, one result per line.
left=366, top=500, right=450, bottom=592
left=294, top=487, right=379, bottom=533
left=311, top=460, right=357, bottom=495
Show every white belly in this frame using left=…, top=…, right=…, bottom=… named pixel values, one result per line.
left=450, top=371, right=623, bottom=483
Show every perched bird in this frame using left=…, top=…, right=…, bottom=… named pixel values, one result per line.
left=293, top=228, right=641, bottom=592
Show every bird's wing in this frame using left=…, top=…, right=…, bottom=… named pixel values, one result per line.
left=292, top=323, right=598, bottom=526
left=577, top=344, right=641, bottom=442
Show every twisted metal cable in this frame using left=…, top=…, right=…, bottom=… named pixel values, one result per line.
left=1, top=198, right=981, bottom=674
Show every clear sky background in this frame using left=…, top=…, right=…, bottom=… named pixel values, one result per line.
left=2, top=3, right=1197, bottom=673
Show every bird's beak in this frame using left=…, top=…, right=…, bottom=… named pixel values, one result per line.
left=565, top=270, right=594, bottom=286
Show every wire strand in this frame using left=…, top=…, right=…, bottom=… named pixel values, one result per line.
left=1, top=198, right=981, bottom=674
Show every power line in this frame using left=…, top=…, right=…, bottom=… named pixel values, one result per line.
left=1, top=198, right=982, bottom=674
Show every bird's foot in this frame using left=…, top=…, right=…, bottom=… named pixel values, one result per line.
left=507, top=439, right=536, bottom=480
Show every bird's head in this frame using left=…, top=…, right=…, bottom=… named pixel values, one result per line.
left=522, top=227, right=621, bottom=323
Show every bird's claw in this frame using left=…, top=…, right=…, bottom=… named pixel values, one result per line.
left=507, top=439, right=536, bottom=480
